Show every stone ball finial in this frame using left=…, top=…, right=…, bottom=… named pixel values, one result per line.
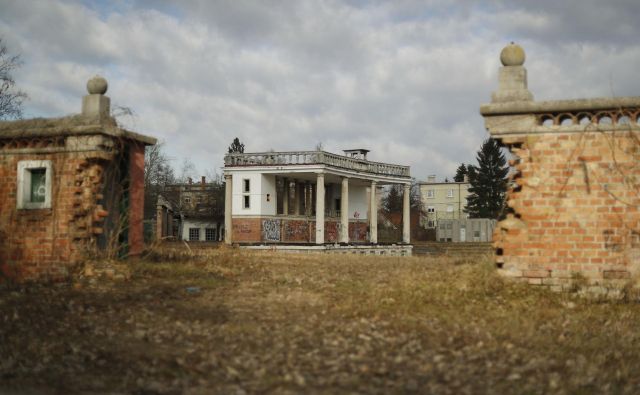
left=87, top=75, right=108, bottom=95
left=500, top=42, right=525, bottom=66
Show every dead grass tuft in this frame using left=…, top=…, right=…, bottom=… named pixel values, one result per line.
left=2, top=251, right=640, bottom=394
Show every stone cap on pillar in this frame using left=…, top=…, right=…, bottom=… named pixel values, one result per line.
left=82, top=75, right=111, bottom=120
left=0, top=75, right=156, bottom=147
left=491, top=43, right=534, bottom=103
left=480, top=44, right=640, bottom=136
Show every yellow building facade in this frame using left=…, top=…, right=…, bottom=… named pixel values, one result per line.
left=418, top=175, right=469, bottom=228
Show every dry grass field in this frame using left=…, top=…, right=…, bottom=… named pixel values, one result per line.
left=1, top=248, right=640, bottom=394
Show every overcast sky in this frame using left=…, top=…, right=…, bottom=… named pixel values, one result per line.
left=1, top=0, right=639, bottom=181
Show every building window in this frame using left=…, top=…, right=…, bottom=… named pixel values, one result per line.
left=17, top=160, right=53, bottom=210
left=427, top=220, right=435, bottom=228
left=189, top=228, right=200, bottom=241
left=446, top=205, right=454, bottom=213
left=184, top=197, right=191, bottom=204
left=426, top=189, right=435, bottom=198
left=242, top=178, right=250, bottom=209
left=447, top=189, right=454, bottom=198
left=427, top=206, right=435, bottom=213
left=205, top=228, right=216, bottom=241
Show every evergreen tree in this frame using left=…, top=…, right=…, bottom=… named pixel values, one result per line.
left=382, top=185, right=403, bottom=213
left=228, top=137, right=245, bottom=153
left=465, top=138, right=509, bottom=219
left=382, top=182, right=422, bottom=213
left=453, top=163, right=468, bottom=182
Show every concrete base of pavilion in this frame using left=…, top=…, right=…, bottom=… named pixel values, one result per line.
left=241, top=243, right=413, bottom=256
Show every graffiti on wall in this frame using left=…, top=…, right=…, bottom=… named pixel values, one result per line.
left=236, top=224, right=252, bottom=234
left=284, top=220, right=310, bottom=242
left=349, top=222, right=368, bottom=242
left=262, top=219, right=281, bottom=242
left=325, top=221, right=338, bottom=242
left=232, top=219, right=261, bottom=242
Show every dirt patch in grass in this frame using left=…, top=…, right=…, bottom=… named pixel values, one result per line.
left=1, top=250, right=640, bottom=394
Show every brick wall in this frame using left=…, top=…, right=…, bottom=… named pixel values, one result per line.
left=0, top=152, right=110, bottom=282
left=282, top=219, right=313, bottom=243
left=496, top=131, right=640, bottom=291
left=232, top=218, right=261, bottom=242
left=0, top=138, right=149, bottom=283
left=324, top=221, right=338, bottom=243
left=348, top=221, right=368, bottom=242
left=231, top=217, right=373, bottom=244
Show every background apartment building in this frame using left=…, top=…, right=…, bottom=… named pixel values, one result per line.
left=419, top=175, right=469, bottom=228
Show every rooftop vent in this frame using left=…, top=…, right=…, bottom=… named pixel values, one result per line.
left=342, top=149, right=369, bottom=160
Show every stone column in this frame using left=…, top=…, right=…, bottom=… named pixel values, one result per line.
left=340, top=177, right=349, bottom=244
left=311, top=183, right=316, bottom=216
left=370, top=181, right=377, bottom=244
left=224, top=174, right=232, bottom=244
left=315, top=173, right=325, bottom=244
left=402, top=183, right=411, bottom=244
left=294, top=180, right=301, bottom=215
left=305, top=181, right=311, bottom=216
left=283, top=178, right=289, bottom=215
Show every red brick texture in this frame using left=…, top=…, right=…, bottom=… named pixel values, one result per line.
left=232, top=218, right=262, bottom=243
left=349, top=222, right=368, bottom=242
left=0, top=139, right=148, bottom=283
left=0, top=152, right=109, bottom=282
left=495, top=131, right=640, bottom=290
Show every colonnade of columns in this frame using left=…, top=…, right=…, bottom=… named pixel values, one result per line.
left=223, top=173, right=411, bottom=245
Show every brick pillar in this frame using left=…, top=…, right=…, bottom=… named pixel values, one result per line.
left=128, top=143, right=145, bottom=255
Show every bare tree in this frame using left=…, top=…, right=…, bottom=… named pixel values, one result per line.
left=0, top=38, right=28, bottom=120
left=144, top=142, right=176, bottom=220
left=178, top=158, right=197, bottom=183
left=145, top=142, right=176, bottom=188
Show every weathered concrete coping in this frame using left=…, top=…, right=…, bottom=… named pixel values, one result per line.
left=225, top=150, right=411, bottom=178
left=243, top=243, right=413, bottom=256
left=481, top=96, right=640, bottom=116
left=0, top=115, right=157, bottom=145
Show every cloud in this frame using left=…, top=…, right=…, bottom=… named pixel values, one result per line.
left=1, top=0, right=639, bottom=181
